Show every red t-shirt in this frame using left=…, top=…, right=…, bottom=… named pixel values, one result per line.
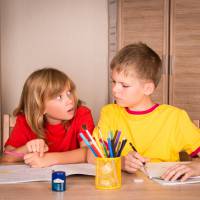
left=5, top=106, right=95, bottom=152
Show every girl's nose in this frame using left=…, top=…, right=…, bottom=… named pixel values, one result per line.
left=64, top=95, right=73, bottom=104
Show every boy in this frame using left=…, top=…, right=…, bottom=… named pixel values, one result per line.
left=88, top=42, right=200, bottom=181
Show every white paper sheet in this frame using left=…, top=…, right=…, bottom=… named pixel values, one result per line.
left=0, top=163, right=95, bottom=184
left=145, top=162, right=200, bottom=185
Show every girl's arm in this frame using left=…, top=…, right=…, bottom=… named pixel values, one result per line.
left=2, top=139, right=48, bottom=163
left=23, top=141, right=87, bottom=167
left=1, top=145, right=27, bottom=162
left=24, top=146, right=88, bottom=168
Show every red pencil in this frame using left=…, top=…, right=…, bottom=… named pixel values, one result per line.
left=90, top=143, right=102, bottom=157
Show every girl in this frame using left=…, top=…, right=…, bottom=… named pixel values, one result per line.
left=2, top=68, right=94, bottom=167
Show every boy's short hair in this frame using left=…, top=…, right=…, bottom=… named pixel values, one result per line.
left=110, top=42, right=162, bottom=87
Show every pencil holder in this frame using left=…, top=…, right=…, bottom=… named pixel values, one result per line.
left=95, top=157, right=121, bottom=190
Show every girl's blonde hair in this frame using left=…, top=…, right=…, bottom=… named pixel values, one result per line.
left=14, top=67, right=80, bottom=139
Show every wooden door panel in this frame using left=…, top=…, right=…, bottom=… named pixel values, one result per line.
left=170, top=0, right=200, bottom=119
left=118, top=0, right=169, bottom=104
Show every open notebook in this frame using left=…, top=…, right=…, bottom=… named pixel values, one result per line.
left=0, top=163, right=95, bottom=184
left=145, top=162, right=200, bottom=185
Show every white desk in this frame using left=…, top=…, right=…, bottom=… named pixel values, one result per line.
left=0, top=172, right=200, bottom=200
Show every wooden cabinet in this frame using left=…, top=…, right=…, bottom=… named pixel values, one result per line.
left=112, top=0, right=200, bottom=119
left=169, top=0, right=200, bottom=119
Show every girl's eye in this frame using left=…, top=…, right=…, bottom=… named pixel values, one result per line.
left=56, top=95, right=62, bottom=100
left=66, top=91, right=72, bottom=98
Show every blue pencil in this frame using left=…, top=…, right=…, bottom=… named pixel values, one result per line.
left=107, top=138, right=114, bottom=158
left=79, top=133, right=97, bottom=157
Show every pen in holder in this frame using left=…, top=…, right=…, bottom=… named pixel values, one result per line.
left=95, top=157, right=121, bottom=190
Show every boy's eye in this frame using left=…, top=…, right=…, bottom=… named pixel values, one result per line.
left=122, top=84, right=130, bottom=88
left=111, top=80, right=116, bottom=84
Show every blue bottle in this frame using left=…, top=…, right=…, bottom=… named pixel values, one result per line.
left=52, top=171, right=66, bottom=192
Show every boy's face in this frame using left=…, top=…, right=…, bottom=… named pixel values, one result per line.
left=111, top=69, right=153, bottom=110
left=44, top=87, right=76, bottom=124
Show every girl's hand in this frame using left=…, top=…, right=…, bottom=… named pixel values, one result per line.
left=26, top=139, right=49, bottom=157
left=161, top=162, right=200, bottom=181
left=122, top=151, right=149, bottom=173
left=24, top=152, right=54, bottom=168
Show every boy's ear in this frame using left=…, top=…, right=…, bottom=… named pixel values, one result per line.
left=144, top=82, right=155, bottom=95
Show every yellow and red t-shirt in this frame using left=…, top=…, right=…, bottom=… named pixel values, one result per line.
left=93, top=104, right=200, bottom=162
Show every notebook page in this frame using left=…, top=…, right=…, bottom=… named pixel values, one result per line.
left=51, top=163, right=95, bottom=176
left=0, top=163, right=95, bottom=184
left=145, top=162, right=190, bottom=179
left=145, top=162, right=200, bottom=185
left=0, top=164, right=51, bottom=184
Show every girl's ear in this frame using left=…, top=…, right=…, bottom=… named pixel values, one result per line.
left=144, top=82, right=155, bottom=96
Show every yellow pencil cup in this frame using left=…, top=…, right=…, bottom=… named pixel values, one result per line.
left=95, top=157, right=121, bottom=190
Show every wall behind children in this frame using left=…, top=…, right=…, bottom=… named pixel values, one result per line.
left=0, top=0, right=108, bottom=125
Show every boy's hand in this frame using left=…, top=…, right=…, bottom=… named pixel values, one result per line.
left=161, top=162, right=200, bottom=181
left=122, top=151, right=149, bottom=173
left=24, top=152, right=55, bottom=168
left=26, top=139, right=49, bottom=157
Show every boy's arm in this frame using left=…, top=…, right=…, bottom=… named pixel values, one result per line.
left=161, top=155, right=200, bottom=181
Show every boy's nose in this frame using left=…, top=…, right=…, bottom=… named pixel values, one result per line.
left=112, top=83, right=121, bottom=93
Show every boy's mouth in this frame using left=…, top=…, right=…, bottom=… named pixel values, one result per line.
left=115, top=97, right=122, bottom=101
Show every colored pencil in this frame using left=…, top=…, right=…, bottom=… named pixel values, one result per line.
left=107, top=138, right=114, bottom=158
left=115, top=141, right=121, bottom=155
left=116, top=138, right=127, bottom=157
left=94, top=136, right=105, bottom=157
left=129, top=142, right=146, bottom=165
left=79, top=133, right=97, bottom=157
left=129, top=142, right=137, bottom=152
left=114, top=131, right=121, bottom=149
left=82, top=125, right=104, bottom=157
left=99, top=139, right=108, bottom=157
left=97, top=126, right=109, bottom=157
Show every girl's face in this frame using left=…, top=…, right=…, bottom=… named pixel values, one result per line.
left=44, top=87, right=76, bottom=124
left=111, top=69, right=153, bottom=111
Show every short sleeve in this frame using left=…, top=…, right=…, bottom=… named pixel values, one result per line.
left=5, top=115, right=37, bottom=148
left=174, top=110, right=200, bottom=156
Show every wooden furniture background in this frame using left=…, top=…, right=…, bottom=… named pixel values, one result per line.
left=114, top=0, right=200, bottom=120
left=2, top=114, right=16, bottom=151
left=0, top=171, right=200, bottom=200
